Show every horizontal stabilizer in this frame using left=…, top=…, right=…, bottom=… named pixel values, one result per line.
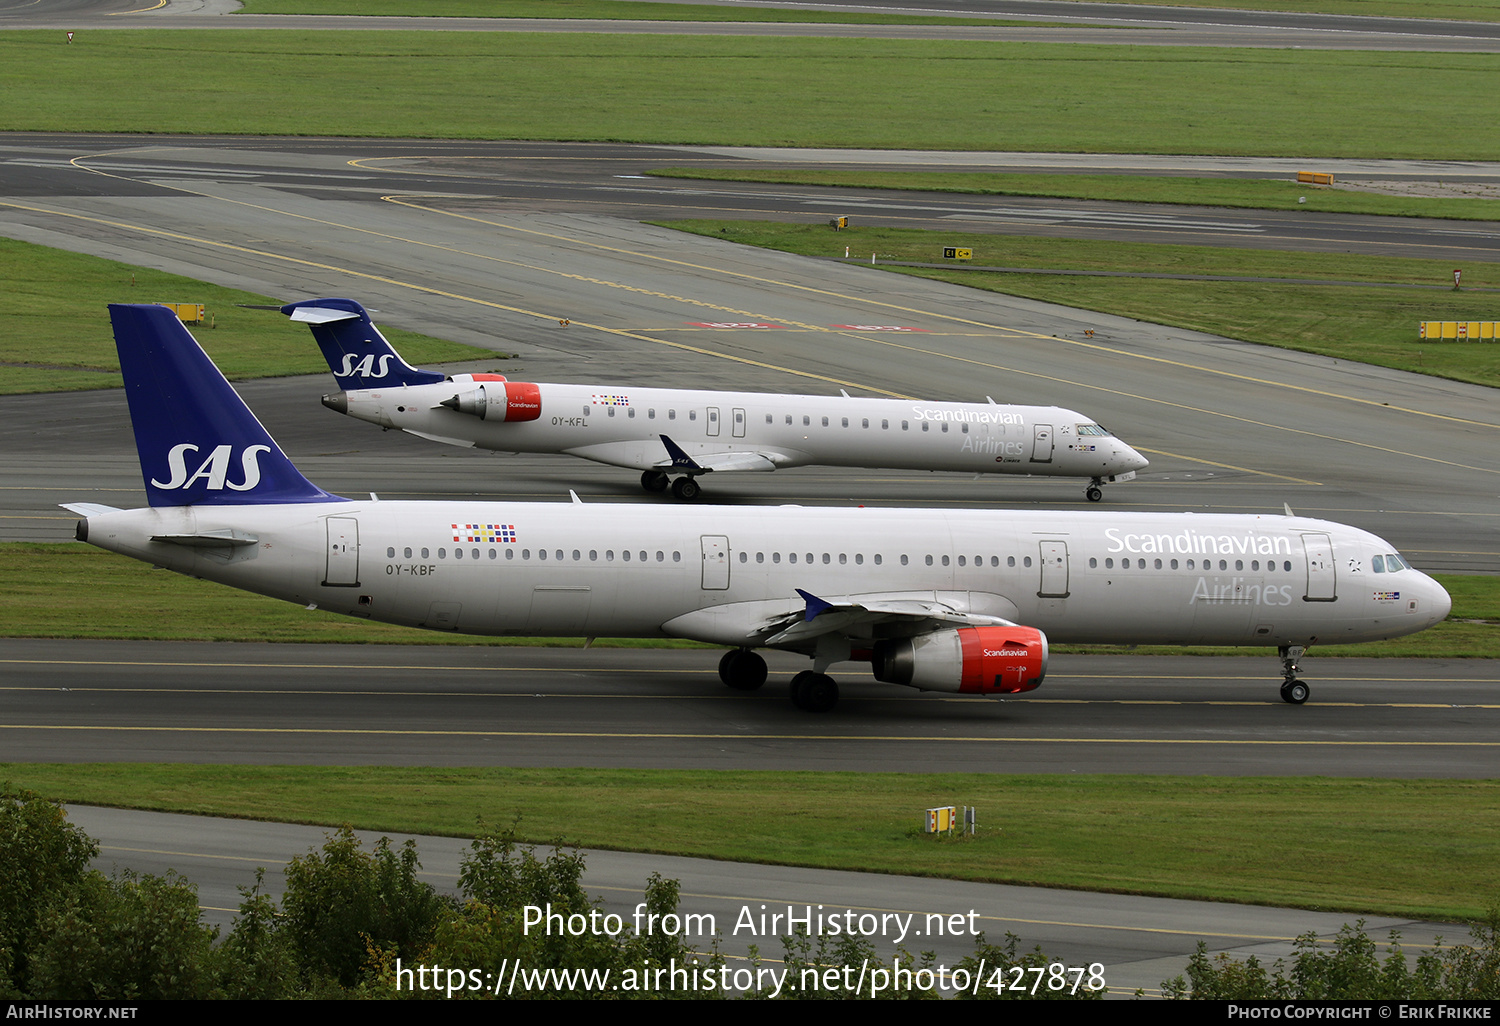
left=150, top=529, right=260, bottom=548
left=60, top=502, right=122, bottom=517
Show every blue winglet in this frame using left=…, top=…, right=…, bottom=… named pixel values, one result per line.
left=109, top=304, right=346, bottom=508
left=281, top=298, right=445, bottom=390
left=796, top=589, right=833, bottom=623
left=659, top=434, right=704, bottom=471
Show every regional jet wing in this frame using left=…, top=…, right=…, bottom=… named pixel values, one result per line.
left=653, top=434, right=784, bottom=474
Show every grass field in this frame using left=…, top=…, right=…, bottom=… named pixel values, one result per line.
left=2, top=544, right=1493, bottom=657
left=240, top=0, right=1032, bottom=24
left=649, top=168, right=1500, bottom=222
left=0, top=237, right=494, bottom=395
left=4, top=764, right=1497, bottom=921
left=238, top=0, right=1500, bottom=25
left=1, top=33, right=1496, bottom=157
left=659, top=221, right=1500, bottom=389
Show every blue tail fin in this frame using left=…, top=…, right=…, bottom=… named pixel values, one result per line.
left=281, top=298, right=445, bottom=389
left=109, top=304, right=345, bottom=508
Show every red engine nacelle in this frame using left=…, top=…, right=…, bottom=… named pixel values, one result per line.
left=441, top=382, right=541, bottom=422
left=871, top=625, right=1048, bottom=695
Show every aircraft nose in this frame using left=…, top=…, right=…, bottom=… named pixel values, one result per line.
left=321, top=392, right=348, bottom=415
left=1119, top=446, right=1150, bottom=473
left=1426, top=576, right=1452, bottom=626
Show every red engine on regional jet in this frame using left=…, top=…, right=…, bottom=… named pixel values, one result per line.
left=439, top=382, right=542, bottom=422
left=870, top=625, right=1047, bottom=695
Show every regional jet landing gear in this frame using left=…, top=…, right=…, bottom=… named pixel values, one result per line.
left=1085, top=477, right=1105, bottom=503
left=1278, top=645, right=1311, bottom=704
left=640, top=470, right=701, bottom=501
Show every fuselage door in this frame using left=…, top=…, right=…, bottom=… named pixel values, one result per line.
left=706, top=407, right=721, bottom=438
left=1302, top=533, right=1337, bottom=601
left=324, top=516, right=360, bottom=587
left=1038, top=540, right=1069, bottom=598
left=732, top=407, right=746, bottom=438
left=701, top=535, right=730, bottom=590
left=1031, top=424, right=1054, bottom=463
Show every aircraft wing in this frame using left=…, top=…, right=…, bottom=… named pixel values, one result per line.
left=652, top=450, right=781, bottom=474
left=661, top=589, right=1020, bottom=651
left=652, top=434, right=786, bottom=474
left=762, top=589, right=1015, bottom=646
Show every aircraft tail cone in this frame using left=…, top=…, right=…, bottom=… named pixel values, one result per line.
left=322, top=392, right=348, bottom=415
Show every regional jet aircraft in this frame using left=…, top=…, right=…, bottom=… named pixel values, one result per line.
left=68, top=306, right=1449, bottom=711
left=286, top=299, right=1147, bottom=502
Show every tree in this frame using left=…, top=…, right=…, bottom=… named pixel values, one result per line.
left=0, top=787, right=98, bottom=994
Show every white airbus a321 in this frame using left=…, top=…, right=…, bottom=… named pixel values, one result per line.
left=285, top=298, right=1148, bottom=502
left=67, top=305, right=1450, bottom=712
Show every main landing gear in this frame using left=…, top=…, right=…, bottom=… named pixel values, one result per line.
left=789, top=670, right=839, bottom=713
left=641, top=470, right=702, bottom=501
left=717, top=650, right=840, bottom=712
left=718, top=648, right=767, bottom=691
left=1278, top=645, right=1311, bottom=704
left=1085, top=477, right=1105, bottom=503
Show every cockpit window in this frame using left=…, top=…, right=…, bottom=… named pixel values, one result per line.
left=1372, top=554, right=1385, bottom=573
left=1373, top=553, right=1408, bottom=573
left=1077, top=423, right=1113, bottom=437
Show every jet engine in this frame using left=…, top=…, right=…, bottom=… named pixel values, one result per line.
left=870, top=625, right=1047, bottom=694
left=439, top=382, right=542, bottom=422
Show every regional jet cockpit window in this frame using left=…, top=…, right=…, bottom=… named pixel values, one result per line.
left=1077, top=423, right=1113, bottom=436
left=1373, top=554, right=1409, bottom=573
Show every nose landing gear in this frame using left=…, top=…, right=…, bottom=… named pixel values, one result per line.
left=1278, top=645, right=1311, bottom=704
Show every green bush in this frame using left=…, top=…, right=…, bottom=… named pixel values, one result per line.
left=280, top=826, right=451, bottom=988
left=1164, top=912, right=1500, bottom=999
left=0, top=788, right=98, bottom=994
left=29, top=870, right=217, bottom=1000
